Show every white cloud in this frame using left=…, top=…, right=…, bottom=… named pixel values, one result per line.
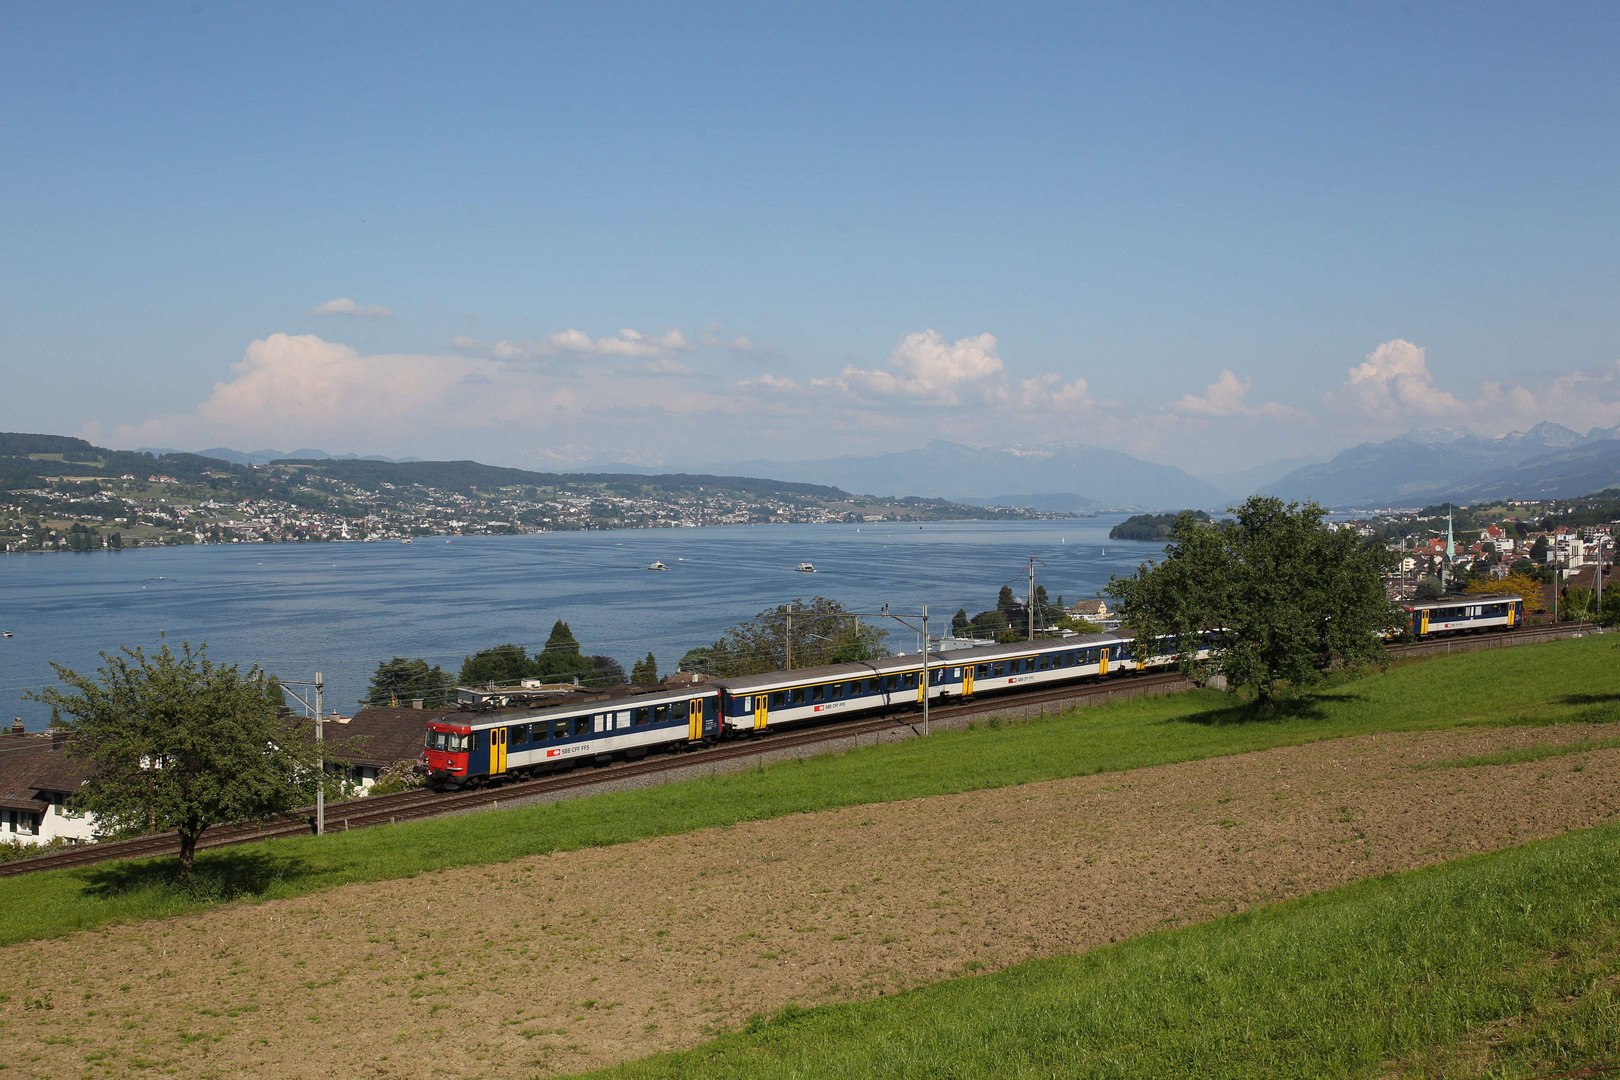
left=1334, top=339, right=1463, bottom=421
left=1169, top=369, right=1299, bottom=419
left=1017, top=372, right=1094, bottom=410
left=702, top=326, right=756, bottom=351
left=311, top=297, right=395, bottom=319
left=453, top=327, right=692, bottom=361
left=832, top=330, right=1007, bottom=406
left=734, top=372, right=800, bottom=393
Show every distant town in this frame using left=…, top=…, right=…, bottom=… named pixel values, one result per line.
left=1, top=432, right=1054, bottom=553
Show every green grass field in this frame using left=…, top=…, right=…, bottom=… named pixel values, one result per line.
left=1, top=634, right=1616, bottom=947
left=577, top=821, right=1620, bottom=1080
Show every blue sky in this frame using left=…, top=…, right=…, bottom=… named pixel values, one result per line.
left=4, top=2, right=1619, bottom=473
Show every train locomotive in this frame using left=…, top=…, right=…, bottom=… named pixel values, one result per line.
left=424, top=629, right=1212, bottom=788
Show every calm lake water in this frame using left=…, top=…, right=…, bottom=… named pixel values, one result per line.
left=0, top=516, right=1163, bottom=729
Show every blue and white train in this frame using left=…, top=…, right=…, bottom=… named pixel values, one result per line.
left=1401, top=594, right=1523, bottom=638
left=424, top=630, right=1210, bottom=787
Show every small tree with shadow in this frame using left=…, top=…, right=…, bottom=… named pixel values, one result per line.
left=29, top=641, right=327, bottom=881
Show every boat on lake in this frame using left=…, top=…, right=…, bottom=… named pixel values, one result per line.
left=648, top=561, right=670, bottom=571
left=795, top=562, right=815, bottom=573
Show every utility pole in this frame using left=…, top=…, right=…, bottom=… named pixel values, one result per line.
left=847, top=604, right=933, bottom=736
left=784, top=605, right=793, bottom=671
left=1025, top=556, right=1047, bottom=640
left=279, top=672, right=327, bottom=836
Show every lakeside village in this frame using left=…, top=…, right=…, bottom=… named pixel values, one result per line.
left=1, top=471, right=1046, bottom=552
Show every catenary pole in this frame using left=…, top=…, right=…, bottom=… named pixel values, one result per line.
left=315, top=672, right=324, bottom=837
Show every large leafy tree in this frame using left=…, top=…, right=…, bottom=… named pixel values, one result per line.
left=458, top=643, right=535, bottom=686
left=1107, top=497, right=1397, bottom=708
left=696, top=596, right=888, bottom=677
left=29, top=642, right=326, bottom=880
left=364, top=657, right=453, bottom=707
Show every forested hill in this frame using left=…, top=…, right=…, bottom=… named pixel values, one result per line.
left=1108, top=510, right=1211, bottom=541
left=276, top=457, right=853, bottom=500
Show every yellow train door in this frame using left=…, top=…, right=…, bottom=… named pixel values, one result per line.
left=1099, top=650, right=1109, bottom=676
left=918, top=667, right=927, bottom=703
left=688, top=699, right=702, bottom=741
left=1420, top=610, right=1430, bottom=636
left=490, top=727, right=507, bottom=774
left=963, top=665, right=975, bottom=697
left=753, top=695, right=768, bottom=731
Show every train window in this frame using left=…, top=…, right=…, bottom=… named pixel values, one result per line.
left=512, top=724, right=529, bottom=746
left=809, top=685, right=823, bottom=702
left=616, top=710, right=632, bottom=730
left=1038, top=656, right=1049, bottom=670
left=426, top=730, right=444, bottom=751
left=771, top=691, right=786, bottom=708
left=573, top=715, right=591, bottom=737
left=791, top=687, right=805, bottom=704
left=832, top=683, right=845, bottom=699
left=903, top=672, right=917, bottom=689
left=632, top=707, right=649, bottom=727
left=549, top=718, right=567, bottom=739
left=976, top=665, right=988, bottom=678
left=654, top=704, right=669, bottom=725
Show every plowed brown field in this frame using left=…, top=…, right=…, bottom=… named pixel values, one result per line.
left=4, top=721, right=1619, bottom=1079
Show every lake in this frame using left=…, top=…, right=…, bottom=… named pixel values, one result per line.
left=0, top=515, right=1163, bottom=728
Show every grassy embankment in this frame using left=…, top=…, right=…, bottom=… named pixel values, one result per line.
left=1, top=634, right=1616, bottom=946
left=579, top=821, right=1620, bottom=1080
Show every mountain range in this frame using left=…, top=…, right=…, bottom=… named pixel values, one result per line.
left=692, top=440, right=1230, bottom=511
left=1262, top=422, right=1620, bottom=507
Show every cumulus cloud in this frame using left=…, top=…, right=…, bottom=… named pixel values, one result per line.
left=830, top=330, right=1007, bottom=406
left=1333, top=339, right=1464, bottom=421
left=1169, top=369, right=1299, bottom=419
left=1017, top=372, right=1094, bottom=410
left=453, top=327, right=691, bottom=361
left=311, top=297, right=395, bottom=319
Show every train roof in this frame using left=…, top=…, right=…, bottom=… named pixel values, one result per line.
left=710, top=633, right=1128, bottom=694
left=1403, top=594, right=1523, bottom=611
left=433, top=682, right=718, bottom=728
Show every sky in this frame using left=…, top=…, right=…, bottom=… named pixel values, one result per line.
left=3, top=2, right=1619, bottom=476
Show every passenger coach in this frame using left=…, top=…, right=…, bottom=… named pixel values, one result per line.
left=1402, top=594, right=1523, bottom=638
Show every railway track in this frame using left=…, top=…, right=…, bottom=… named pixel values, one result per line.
left=0, top=623, right=1595, bottom=878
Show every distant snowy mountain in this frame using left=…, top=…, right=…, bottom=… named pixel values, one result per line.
left=1263, top=422, right=1620, bottom=507
left=701, top=440, right=1228, bottom=510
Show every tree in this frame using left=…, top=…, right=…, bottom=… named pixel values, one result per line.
left=534, top=620, right=594, bottom=683
left=996, top=586, right=1019, bottom=614
left=458, top=644, right=535, bottom=686
left=1464, top=572, right=1547, bottom=613
left=1530, top=535, right=1550, bottom=562
left=696, top=596, right=888, bottom=678
left=630, top=652, right=659, bottom=685
left=28, top=642, right=327, bottom=880
left=1106, top=497, right=1397, bottom=709
left=677, top=646, right=715, bottom=676
left=1561, top=586, right=1597, bottom=622
left=1415, top=575, right=1444, bottom=601
left=951, top=608, right=970, bottom=636
left=364, top=657, right=453, bottom=708
left=588, top=655, right=627, bottom=686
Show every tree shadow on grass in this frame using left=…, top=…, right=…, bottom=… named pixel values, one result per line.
left=1173, top=692, right=1357, bottom=727
left=78, top=847, right=312, bottom=903
left=1560, top=693, right=1620, bottom=706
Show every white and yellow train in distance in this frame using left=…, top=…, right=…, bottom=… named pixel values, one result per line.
left=424, top=630, right=1214, bottom=787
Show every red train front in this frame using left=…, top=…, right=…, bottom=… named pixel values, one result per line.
left=424, top=721, right=474, bottom=786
